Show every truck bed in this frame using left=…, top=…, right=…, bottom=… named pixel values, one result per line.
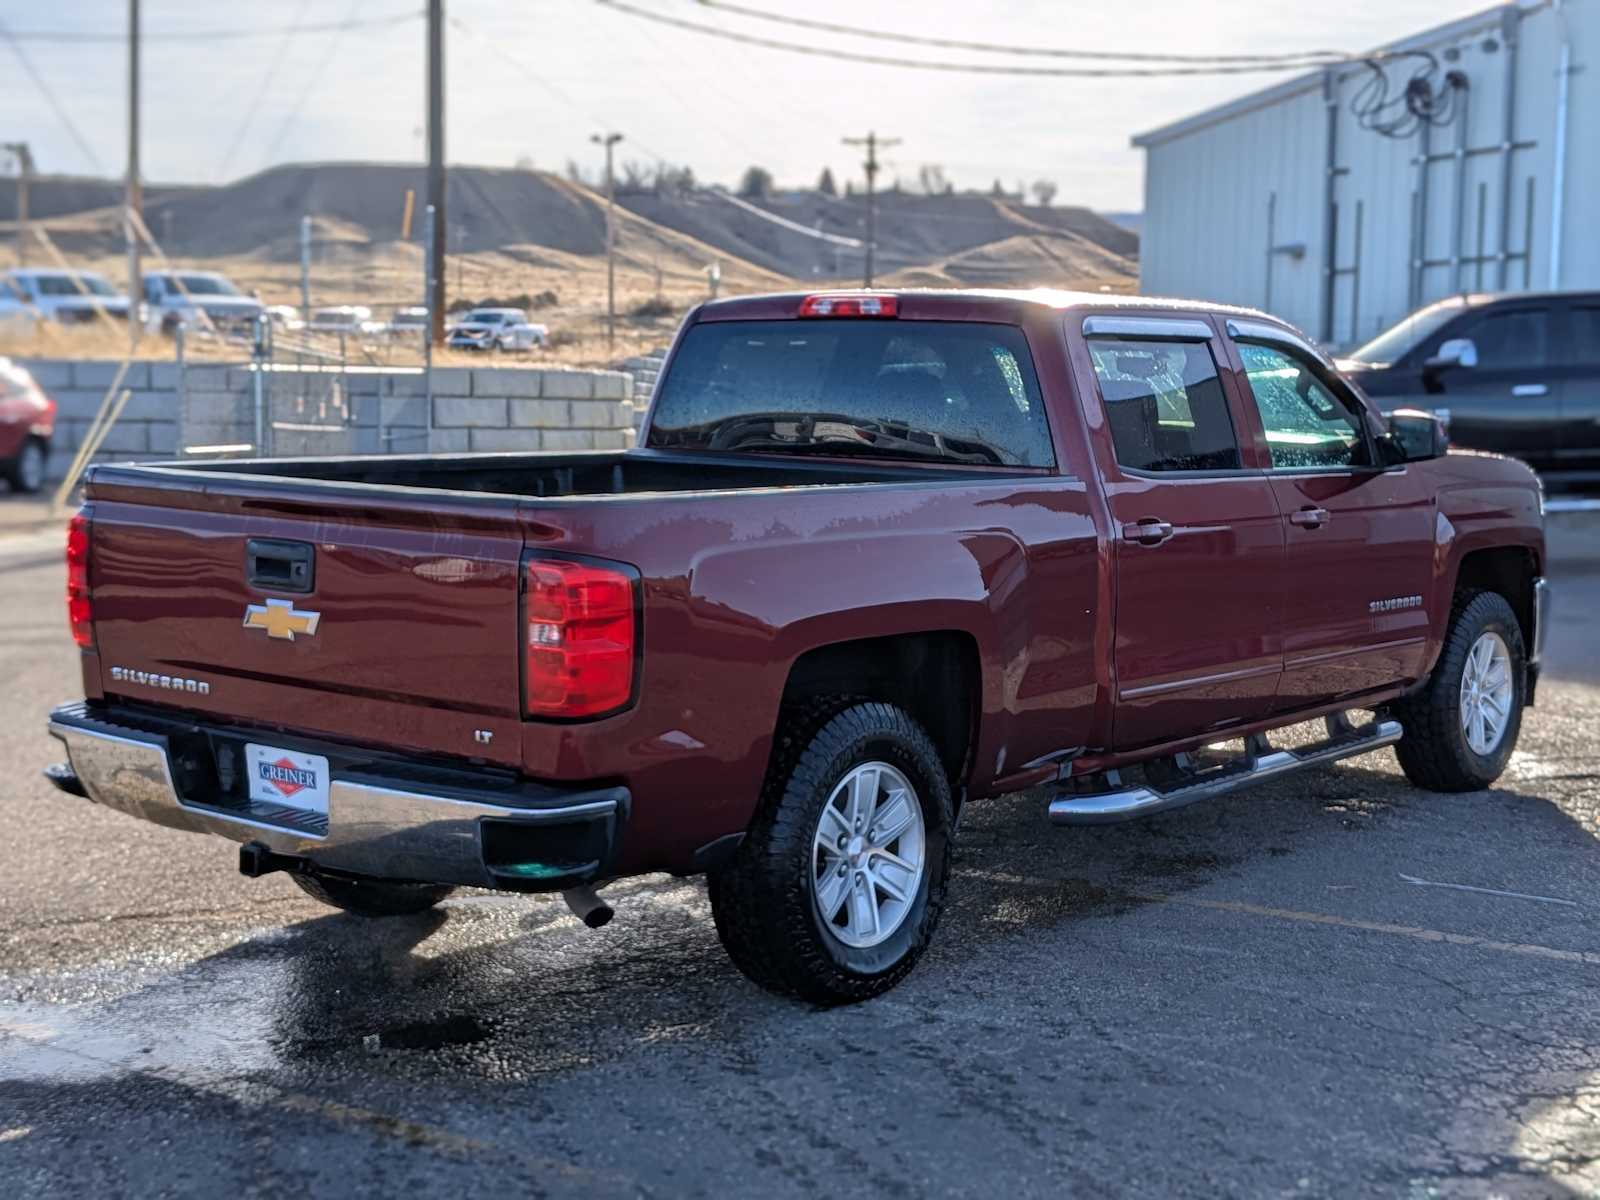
left=141, top=447, right=989, bottom=499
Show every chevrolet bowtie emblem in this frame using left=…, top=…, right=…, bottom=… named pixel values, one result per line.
left=243, top=598, right=321, bottom=641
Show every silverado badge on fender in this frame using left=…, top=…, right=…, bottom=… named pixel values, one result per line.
left=243, top=598, right=321, bottom=641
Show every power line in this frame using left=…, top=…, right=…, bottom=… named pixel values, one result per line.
left=0, top=10, right=421, bottom=44
left=594, top=0, right=1348, bottom=78
left=449, top=16, right=675, bottom=166
left=0, top=18, right=106, bottom=173
left=694, top=0, right=1349, bottom=66
left=259, top=0, right=368, bottom=168
left=215, top=0, right=315, bottom=181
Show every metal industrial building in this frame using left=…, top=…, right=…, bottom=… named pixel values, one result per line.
left=1133, top=1, right=1593, bottom=350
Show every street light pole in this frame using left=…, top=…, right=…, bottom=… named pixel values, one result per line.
left=2, top=142, right=32, bottom=267
left=126, top=0, right=142, bottom=350
left=426, top=0, right=447, bottom=347
left=842, top=130, right=900, bottom=287
left=591, top=131, right=623, bottom=349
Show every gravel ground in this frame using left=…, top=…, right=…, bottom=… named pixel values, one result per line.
left=2, top=508, right=1597, bottom=1197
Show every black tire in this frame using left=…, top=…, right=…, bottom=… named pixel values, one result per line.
left=4, top=437, right=47, bottom=494
left=708, top=700, right=954, bottom=1005
left=1393, top=589, right=1526, bottom=792
left=291, top=870, right=454, bottom=917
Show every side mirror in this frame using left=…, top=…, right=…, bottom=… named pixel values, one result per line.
left=1384, top=408, right=1450, bottom=463
left=1423, top=337, right=1477, bottom=372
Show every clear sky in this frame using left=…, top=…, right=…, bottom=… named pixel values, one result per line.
left=1, top=0, right=1496, bottom=211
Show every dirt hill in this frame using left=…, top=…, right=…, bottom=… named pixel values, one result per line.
left=617, top=187, right=1137, bottom=286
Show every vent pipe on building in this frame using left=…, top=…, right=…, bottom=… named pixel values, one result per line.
left=1549, top=0, right=1572, bottom=290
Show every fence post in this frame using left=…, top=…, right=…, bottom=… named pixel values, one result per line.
left=174, top=323, right=186, bottom=458
left=252, top=312, right=268, bottom=456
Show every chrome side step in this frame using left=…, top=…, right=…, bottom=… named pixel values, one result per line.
left=1048, top=716, right=1403, bottom=826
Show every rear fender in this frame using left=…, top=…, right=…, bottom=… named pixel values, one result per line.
left=688, top=527, right=1020, bottom=788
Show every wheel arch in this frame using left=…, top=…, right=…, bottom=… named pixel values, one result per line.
left=778, top=630, right=982, bottom=793
left=1450, top=545, right=1538, bottom=652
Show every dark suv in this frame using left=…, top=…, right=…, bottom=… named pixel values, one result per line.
left=1336, top=291, right=1600, bottom=479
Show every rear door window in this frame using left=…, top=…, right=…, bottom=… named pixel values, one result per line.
left=648, top=319, right=1055, bottom=467
left=1570, top=305, right=1600, bottom=366
left=1086, top=338, right=1241, bottom=472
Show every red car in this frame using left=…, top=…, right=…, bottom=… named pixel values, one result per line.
left=0, top=357, right=55, bottom=494
left=45, top=289, right=1546, bottom=1004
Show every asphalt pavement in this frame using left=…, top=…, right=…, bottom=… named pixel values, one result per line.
left=2, top=503, right=1597, bottom=1197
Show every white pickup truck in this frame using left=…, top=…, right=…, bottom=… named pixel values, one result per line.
left=0, top=269, right=132, bottom=326
left=446, top=307, right=547, bottom=352
left=142, top=270, right=262, bottom=337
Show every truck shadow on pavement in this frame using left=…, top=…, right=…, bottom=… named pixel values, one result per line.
left=6, top=760, right=1598, bottom=1195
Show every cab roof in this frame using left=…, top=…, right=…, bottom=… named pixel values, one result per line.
left=696, top=287, right=1279, bottom=324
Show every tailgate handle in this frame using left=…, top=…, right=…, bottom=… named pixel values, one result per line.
left=246, top=539, right=315, bottom=593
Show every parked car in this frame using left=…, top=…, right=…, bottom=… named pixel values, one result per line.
left=0, top=268, right=131, bottom=326
left=264, top=304, right=304, bottom=333
left=142, top=270, right=262, bottom=336
left=446, top=307, right=546, bottom=351
left=383, top=305, right=431, bottom=340
left=1337, top=290, right=1600, bottom=477
left=0, top=357, right=56, bottom=493
left=44, top=289, right=1546, bottom=1005
left=306, top=305, right=374, bottom=336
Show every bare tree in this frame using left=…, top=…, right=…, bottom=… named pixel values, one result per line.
left=653, top=163, right=696, bottom=195
left=565, top=159, right=588, bottom=185
left=1031, top=179, right=1058, bottom=208
left=817, top=167, right=838, bottom=197
left=917, top=164, right=949, bottom=196
left=619, top=160, right=652, bottom=192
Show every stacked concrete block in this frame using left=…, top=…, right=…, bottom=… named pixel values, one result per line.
left=16, top=358, right=639, bottom=483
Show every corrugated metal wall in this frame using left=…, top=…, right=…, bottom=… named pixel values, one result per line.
left=1136, top=1, right=1595, bottom=349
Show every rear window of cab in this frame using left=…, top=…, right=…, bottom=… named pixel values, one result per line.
left=648, top=319, right=1056, bottom=467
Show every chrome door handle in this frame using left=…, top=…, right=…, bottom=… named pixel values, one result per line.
left=1288, top=507, right=1330, bottom=528
left=1512, top=384, right=1549, bottom=397
left=1121, top=518, right=1174, bottom=545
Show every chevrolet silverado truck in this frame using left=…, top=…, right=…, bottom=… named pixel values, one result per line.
left=45, top=289, right=1548, bottom=1004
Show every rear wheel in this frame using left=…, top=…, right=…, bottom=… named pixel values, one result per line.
left=1393, top=590, right=1526, bottom=792
left=5, top=438, right=46, bottom=494
left=708, top=701, right=954, bottom=1005
left=291, top=870, right=454, bottom=917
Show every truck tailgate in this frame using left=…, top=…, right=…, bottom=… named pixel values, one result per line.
left=84, top=482, right=527, bottom=769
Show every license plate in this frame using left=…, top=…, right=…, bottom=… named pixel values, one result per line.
left=244, top=743, right=330, bottom=816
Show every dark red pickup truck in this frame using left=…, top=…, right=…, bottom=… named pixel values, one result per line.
left=46, top=289, right=1548, bottom=1003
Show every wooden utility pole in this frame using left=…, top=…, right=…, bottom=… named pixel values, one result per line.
left=842, top=131, right=899, bottom=287
left=126, top=0, right=142, bottom=350
left=2, top=142, right=31, bottom=267
left=426, top=0, right=447, bottom=345
left=591, top=131, right=623, bottom=348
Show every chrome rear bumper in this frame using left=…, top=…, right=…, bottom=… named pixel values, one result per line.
left=47, top=703, right=625, bottom=890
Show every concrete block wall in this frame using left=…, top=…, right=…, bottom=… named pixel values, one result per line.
left=17, top=359, right=638, bottom=482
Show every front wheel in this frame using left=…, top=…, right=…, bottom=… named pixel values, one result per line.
left=1393, top=590, right=1526, bottom=792
left=708, top=701, right=954, bottom=1005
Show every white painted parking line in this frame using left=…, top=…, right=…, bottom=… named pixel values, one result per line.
left=1399, top=872, right=1579, bottom=906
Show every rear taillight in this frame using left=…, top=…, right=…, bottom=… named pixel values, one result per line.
left=798, top=293, right=899, bottom=318
left=523, top=557, right=637, bottom=718
left=66, top=512, right=92, bottom=648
